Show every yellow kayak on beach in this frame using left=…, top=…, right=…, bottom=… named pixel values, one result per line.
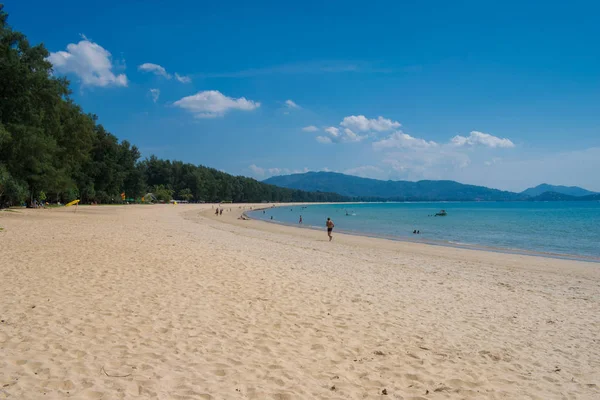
left=65, top=199, right=80, bottom=207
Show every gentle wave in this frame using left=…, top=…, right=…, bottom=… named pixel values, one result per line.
left=248, top=202, right=600, bottom=263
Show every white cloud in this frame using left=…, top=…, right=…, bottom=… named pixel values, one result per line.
left=285, top=99, right=300, bottom=109
left=344, top=165, right=385, bottom=179
left=342, top=128, right=366, bottom=142
left=304, top=116, right=519, bottom=184
left=175, top=73, right=192, bottom=83
left=382, top=149, right=471, bottom=181
left=149, top=88, right=160, bottom=103
left=451, top=131, right=515, bottom=148
left=267, top=167, right=308, bottom=176
left=318, top=126, right=366, bottom=144
left=302, top=125, right=318, bottom=132
left=325, top=126, right=340, bottom=137
left=138, top=64, right=191, bottom=83
left=371, top=130, right=475, bottom=181
left=248, top=164, right=265, bottom=177
left=248, top=165, right=310, bottom=179
left=310, top=115, right=400, bottom=144
left=267, top=167, right=284, bottom=175
left=367, top=128, right=517, bottom=184
left=484, top=157, right=502, bottom=166
left=316, top=136, right=333, bottom=144
left=48, top=37, right=127, bottom=87
left=340, top=115, right=401, bottom=132
left=373, top=131, right=438, bottom=150
left=138, top=63, right=171, bottom=79
left=173, top=90, right=260, bottom=118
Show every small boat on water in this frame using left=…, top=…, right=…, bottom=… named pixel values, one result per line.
left=435, top=209, right=447, bottom=216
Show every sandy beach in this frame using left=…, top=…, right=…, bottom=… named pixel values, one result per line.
left=1, top=204, right=599, bottom=399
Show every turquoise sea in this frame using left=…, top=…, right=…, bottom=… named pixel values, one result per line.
left=248, top=202, right=600, bottom=261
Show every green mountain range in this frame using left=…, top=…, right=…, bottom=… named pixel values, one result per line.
left=264, top=172, right=598, bottom=202
left=520, top=184, right=597, bottom=198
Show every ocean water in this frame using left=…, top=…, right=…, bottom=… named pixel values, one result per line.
left=248, top=202, right=600, bottom=261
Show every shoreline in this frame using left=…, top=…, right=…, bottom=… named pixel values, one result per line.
left=241, top=205, right=600, bottom=264
left=202, top=204, right=599, bottom=277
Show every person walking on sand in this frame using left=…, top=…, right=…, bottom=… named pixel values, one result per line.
left=326, top=217, right=334, bottom=241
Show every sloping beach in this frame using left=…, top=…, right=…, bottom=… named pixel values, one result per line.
left=1, top=204, right=599, bottom=399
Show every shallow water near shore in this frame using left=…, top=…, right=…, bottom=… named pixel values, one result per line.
left=249, top=201, right=600, bottom=261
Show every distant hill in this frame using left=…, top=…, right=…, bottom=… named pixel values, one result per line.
left=529, top=191, right=600, bottom=201
left=264, top=172, right=524, bottom=201
left=521, top=184, right=597, bottom=197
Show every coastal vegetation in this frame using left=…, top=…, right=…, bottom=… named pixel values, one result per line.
left=0, top=7, right=346, bottom=207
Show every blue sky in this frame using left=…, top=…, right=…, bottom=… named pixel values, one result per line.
left=6, top=0, right=600, bottom=191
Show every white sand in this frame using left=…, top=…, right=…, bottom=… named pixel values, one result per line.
left=1, top=204, right=599, bottom=399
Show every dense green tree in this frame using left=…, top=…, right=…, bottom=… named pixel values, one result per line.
left=178, top=188, right=194, bottom=201
left=0, top=164, right=27, bottom=206
left=152, top=185, right=174, bottom=202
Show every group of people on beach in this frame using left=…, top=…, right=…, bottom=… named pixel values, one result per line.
left=28, top=199, right=48, bottom=208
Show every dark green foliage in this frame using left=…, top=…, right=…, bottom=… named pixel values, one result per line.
left=0, top=6, right=348, bottom=207
left=0, top=163, right=27, bottom=205
left=152, top=185, right=174, bottom=202
left=178, top=188, right=193, bottom=201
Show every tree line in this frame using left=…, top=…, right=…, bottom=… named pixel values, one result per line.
left=0, top=6, right=347, bottom=207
